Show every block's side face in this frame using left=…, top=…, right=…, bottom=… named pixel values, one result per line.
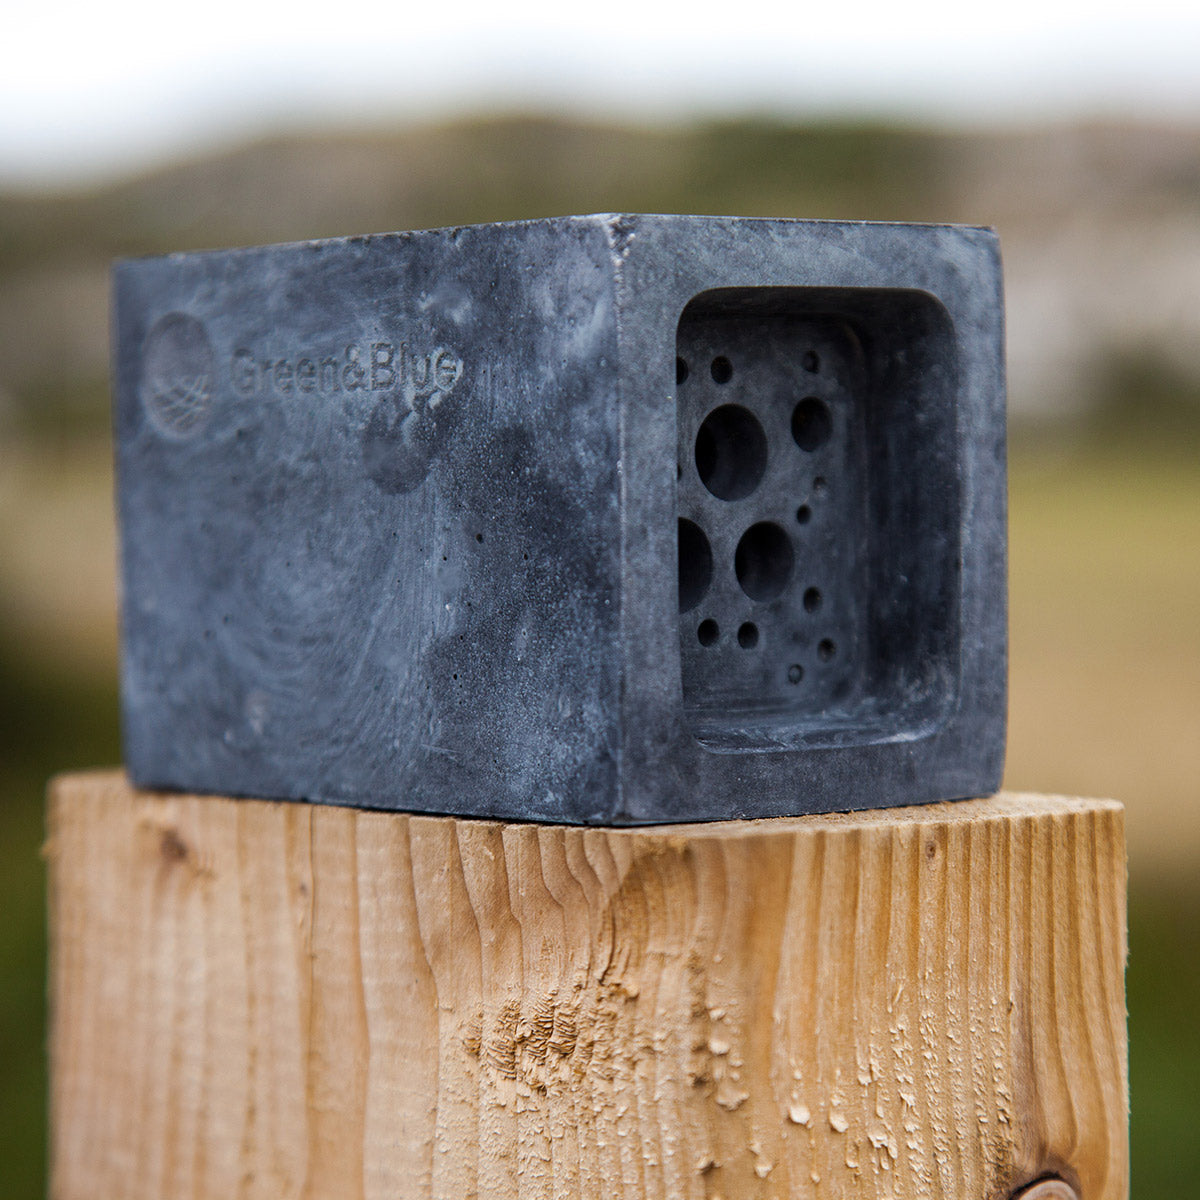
left=113, top=218, right=623, bottom=821
left=614, top=216, right=1007, bottom=821
left=675, top=287, right=960, bottom=743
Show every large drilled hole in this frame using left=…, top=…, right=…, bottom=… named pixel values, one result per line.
left=695, top=404, right=768, bottom=501
left=734, top=521, right=794, bottom=602
left=791, top=397, right=832, bottom=452
left=678, top=519, right=713, bottom=613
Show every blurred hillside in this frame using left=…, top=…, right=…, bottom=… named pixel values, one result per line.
left=4, top=116, right=1200, bottom=421
left=1, top=116, right=1198, bottom=1198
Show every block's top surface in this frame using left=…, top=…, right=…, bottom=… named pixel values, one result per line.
left=113, top=214, right=1006, bottom=825
left=119, top=211, right=997, bottom=260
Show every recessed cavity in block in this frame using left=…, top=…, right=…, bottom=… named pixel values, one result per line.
left=676, top=287, right=963, bottom=747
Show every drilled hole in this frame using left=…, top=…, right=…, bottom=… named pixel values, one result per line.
left=676, top=356, right=689, bottom=385
left=792, top=397, right=832, bottom=452
left=737, top=622, right=759, bottom=649
left=695, top=404, right=768, bottom=501
left=787, top=663, right=804, bottom=684
left=678, top=519, right=713, bottom=614
left=803, top=587, right=822, bottom=613
left=711, top=356, right=733, bottom=384
left=813, top=475, right=828, bottom=492
left=735, top=521, right=794, bottom=602
left=818, top=638, right=836, bottom=661
left=697, top=619, right=720, bottom=646
left=795, top=504, right=812, bottom=525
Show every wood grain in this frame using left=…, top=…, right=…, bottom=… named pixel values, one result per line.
left=47, top=772, right=1128, bottom=1200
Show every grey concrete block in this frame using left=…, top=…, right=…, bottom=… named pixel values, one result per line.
left=113, top=214, right=1007, bottom=824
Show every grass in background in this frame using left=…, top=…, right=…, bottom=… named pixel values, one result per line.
left=1007, top=446, right=1200, bottom=873
left=1128, top=883, right=1200, bottom=1197
left=0, top=634, right=119, bottom=1197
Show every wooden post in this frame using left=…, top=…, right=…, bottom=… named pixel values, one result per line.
left=47, top=771, right=1128, bottom=1200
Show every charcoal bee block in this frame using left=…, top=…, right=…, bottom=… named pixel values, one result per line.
left=113, top=214, right=1007, bottom=824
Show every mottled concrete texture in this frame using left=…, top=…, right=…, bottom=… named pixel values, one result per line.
left=113, top=214, right=1007, bottom=824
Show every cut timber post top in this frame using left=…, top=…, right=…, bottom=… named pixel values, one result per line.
left=47, top=772, right=1128, bottom=1200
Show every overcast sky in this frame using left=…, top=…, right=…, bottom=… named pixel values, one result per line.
left=2, top=0, right=1199, bottom=187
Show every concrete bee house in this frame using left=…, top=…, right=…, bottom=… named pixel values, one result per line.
left=113, top=214, right=1007, bottom=824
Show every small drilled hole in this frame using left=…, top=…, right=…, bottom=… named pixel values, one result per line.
left=737, top=622, right=759, bottom=649
left=735, top=521, right=794, bottom=602
left=795, top=504, right=812, bottom=525
left=792, top=397, right=832, bottom=452
left=802, top=350, right=820, bottom=373
left=803, top=587, right=822, bottom=612
left=710, top=356, right=733, bottom=384
left=678, top=519, right=713, bottom=614
left=818, top=638, right=836, bottom=661
left=813, top=475, right=828, bottom=492
left=676, top=356, right=689, bottom=385
left=698, top=619, right=720, bottom=646
left=695, top=404, right=768, bottom=501
left=475, top=533, right=484, bottom=543
left=787, top=663, right=804, bottom=684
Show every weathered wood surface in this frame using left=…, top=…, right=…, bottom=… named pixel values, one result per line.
left=47, top=771, right=1127, bottom=1200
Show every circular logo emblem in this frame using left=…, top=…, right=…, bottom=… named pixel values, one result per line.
left=141, top=313, right=214, bottom=438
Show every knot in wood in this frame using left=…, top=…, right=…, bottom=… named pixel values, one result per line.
left=1012, top=1179, right=1081, bottom=1200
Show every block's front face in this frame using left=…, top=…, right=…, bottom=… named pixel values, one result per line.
left=114, top=219, right=624, bottom=821
left=615, top=216, right=1007, bottom=822
left=675, top=288, right=959, bottom=744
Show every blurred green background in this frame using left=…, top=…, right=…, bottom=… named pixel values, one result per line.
left=1, top=116, right=1197, bottom=1195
